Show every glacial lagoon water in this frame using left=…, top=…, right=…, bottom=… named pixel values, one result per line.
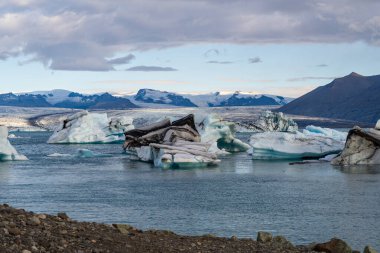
left=1, top=131, right=379, bottom=250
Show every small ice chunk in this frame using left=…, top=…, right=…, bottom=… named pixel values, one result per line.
left=47, top=153, right=72, bottom=157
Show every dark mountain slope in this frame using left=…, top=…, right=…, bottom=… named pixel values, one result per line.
left=277, top=72, right=380, bottom=123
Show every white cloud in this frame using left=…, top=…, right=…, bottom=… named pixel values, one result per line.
left=0, top=0, right=379, bottom=70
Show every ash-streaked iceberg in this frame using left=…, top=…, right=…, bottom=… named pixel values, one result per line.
left=236, top=111, right=298, bottom=133
left=124, top=114, right=220, bottom=168
left=0, top=126, right=28, bottom=161
left=332, top=123, right=380, bottom=165
left=47, top=111, right=134, bottom=144
left=249, top=126, right=347, bottom=160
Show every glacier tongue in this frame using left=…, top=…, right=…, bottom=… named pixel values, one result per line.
left=249, top=126, right=347, bottom=160
left=0, top=126, right=28, bottom=161
left=47, top=111, right=134, bottom=144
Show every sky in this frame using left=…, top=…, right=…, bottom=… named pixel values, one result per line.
left=1, top=0, right=380, bottom=98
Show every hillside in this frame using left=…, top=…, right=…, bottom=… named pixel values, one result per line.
left=278, top=72, right=380, bottom=123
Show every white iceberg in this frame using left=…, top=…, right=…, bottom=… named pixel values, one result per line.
left=302, top=125, right=347, bottom=142
left=47, top=111, right=134, bottom=144
left=249, top=126, right=346, bottom=160
left=332, top=124, right=380, bottom=165
left=197, top=114, right=250, bottom=153
left=0, top=126, right=28, bottom=161
left=236, top=111, right=298, bottom=133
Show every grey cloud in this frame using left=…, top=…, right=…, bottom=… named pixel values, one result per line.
left=107, top=54, right=136, bottom=65
left=206, top=61, right=233, bottom=64
left=204, top=49, right=220, bottom=58
left=249, top=57, right=262, bottom=63
left=316, top=64, right=328, bottom=67
left=1, top=0, right=380, bottom=71
left=126, top=66, right=178, bottom=72
left=287, top=76, right=337, bottom=82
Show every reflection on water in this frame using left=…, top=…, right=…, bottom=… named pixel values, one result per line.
left=0, top=131, right=379, bottom=251
left=334, top=164, right=380, bottom=174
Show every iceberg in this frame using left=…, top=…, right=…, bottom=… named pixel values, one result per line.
left=47, top=111, right=134, bottom=144
left=197, top=114, right=250, bottom=153
left=249, top=126, right=346, bottom=160
left=124, top=114, right=221, bottom=168
left=0, top=126, right=28, bottom=161
left=332, top=124, right=380, bottom=165
left=303, top=125, right=347, bottom=142
left=236, top=111, right=298, bottom=132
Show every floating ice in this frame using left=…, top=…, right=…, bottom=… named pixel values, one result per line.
left=303, top=125, right=347, bottom=142
left=47, top=153, right=72, bottom=157
left=197, top=114, right=250, bottom=153
left=332, top=124, right=380, bottom=165
left=236, top=111, right=298, bottom=133
left=47, top=111, right=134, bottom=144
left=249, top=127, right=346, bottom=160
left=124, top=114, right=221, bottom=168
left=0, top=126, right=28, bottom=161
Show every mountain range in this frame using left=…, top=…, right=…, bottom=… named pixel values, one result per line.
left=0, top=89, right=292, bottom=109
left=278, top=72, right=380, bottom=123
left=2, top=72, right=378, bottom=124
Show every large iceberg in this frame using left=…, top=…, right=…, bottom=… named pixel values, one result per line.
left=124, top=114, right=221, bottom=168
left=236, top=111, right=298, bottom=132
left=332, top=122, right=380, bottom=165
left=249, top=126, right=347, bottom=160
left=48, top=111, right=134, bottom=144
left=197, top=114, right=250, bottom=153
left=0, top=126, right=28, bottom=161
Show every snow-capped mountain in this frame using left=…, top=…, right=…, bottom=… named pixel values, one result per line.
left=0, top=93, right=51, bottom=107
left=127, top=89, right=292, bottom=107
left=1, top=88, right=293, bottom=109
left=6, top=89, right=138, bottom=109
left=132, top=89, right=197, bottom=107
left=188, top=91, right=291, bottom=107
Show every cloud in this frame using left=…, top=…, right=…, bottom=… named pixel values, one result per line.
left=206, top=61, right=233, bottom=64
left=316, top=64, right=328, bottom=67
left=107, top=54, right=135, bottom=65
left=1, top=0, right=380, bottom=70
left=126, top=66, right=177, bottom=72
left=203, top=49, right=220, bottom=58
left=287, top=76, right=337, bottom=82
left=248, top=57, right=262, bottom=63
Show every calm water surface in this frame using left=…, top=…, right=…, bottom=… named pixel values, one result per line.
left=0, top=131, right=379, bottom=250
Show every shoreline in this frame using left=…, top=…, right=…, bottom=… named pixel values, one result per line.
left=0, top=204, right=376, bottom=253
